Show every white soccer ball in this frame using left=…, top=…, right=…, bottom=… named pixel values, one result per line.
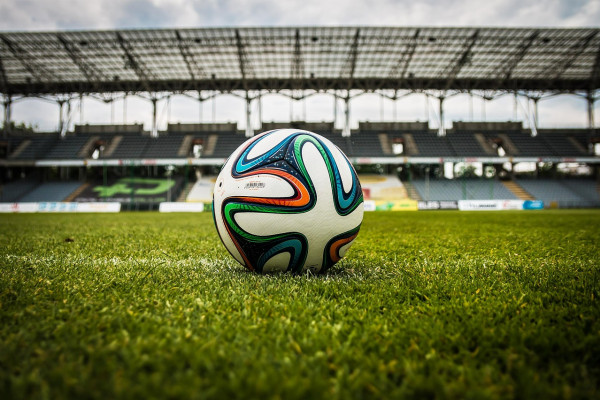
left=213, top=129, right=364, bottom=273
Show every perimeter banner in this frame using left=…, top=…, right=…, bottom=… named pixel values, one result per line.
left=418, top=200, right=459, bottom=210
left=159, top=202, right=205, bottom=212
left=0, top=202, right=121, bottom=213
left=74, top=177, right=182, bottom=204
left=363, top=200, right=418, bottom=211
left=458, top=200, right=524, bottom=211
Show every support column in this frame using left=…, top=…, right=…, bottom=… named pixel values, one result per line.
left=482, top=97, right=487, bottom=121
left=212, top=92, right=216, bottom=123
left=123, top=95, right=128, bottom=124
left=303, top=92, right=307, bottom=121
left=469, top=93, right=474, bottom=121
left=587, top=91, right=595, bottom=129
left=513, top=92, right=518, bottom=121
left=3, top=95, right=11, bottom=138
left=245, top=92, right=253, bottom=137
left=110, top=99, right=115, bottom=124
left=438, top=96, right=446, bottom=137
left=60, top=100, right=71, bottom=138
left=79, top=93, right=84, bottom=125
left=342, top=96, right=351, bottom=137
left=531, top=97, right=539, bottom=137
left=151, top=97, right=158, bottom=138
left=333, top=93, right=338, bottom=127
left=198, top=92, right=203, bottom=123
left=258, top=93, right=262, bottom=131
left=58, top=100, right=65, bottom=137
left=534, top=98, right=539, bottom=130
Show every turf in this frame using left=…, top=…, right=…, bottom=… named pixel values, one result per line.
left=0, top=210, right=599, bottom=399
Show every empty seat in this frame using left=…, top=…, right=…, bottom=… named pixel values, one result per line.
left=412, top=179, right=517, bottom=201
left=19, top=182, right=83, bottom=202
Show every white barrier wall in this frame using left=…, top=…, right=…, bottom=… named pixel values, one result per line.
left=458, top=200, right=524, bottom=211
left=0, top=202, right=121, bottom=213
left=159, top=202, right=205, bottom=212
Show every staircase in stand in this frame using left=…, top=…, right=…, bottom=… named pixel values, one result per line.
left=176, top=182, right=195, bottom=202
left=403, top=181, right=422, bottom=201
left=502, top=180, right=534, bottom=200
left=64, top=182, right=90, bottom=202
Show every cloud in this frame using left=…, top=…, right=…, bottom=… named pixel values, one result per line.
left=1, top=0, right=599, bottom=31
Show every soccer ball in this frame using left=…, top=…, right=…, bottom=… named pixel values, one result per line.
left=213, top=129, right=364, bottom=274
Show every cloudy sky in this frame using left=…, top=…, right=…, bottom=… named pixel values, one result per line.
left=1, top=0, right=599, bottom=132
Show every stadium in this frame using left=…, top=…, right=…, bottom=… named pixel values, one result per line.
left=1, top=22, right=599, bottom=399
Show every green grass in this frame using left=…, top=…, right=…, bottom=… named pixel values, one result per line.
left=1, top=210, right=599, bottom=399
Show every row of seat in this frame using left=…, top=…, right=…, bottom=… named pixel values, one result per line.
left=412, top=179, right=518, bottom=201
left=411, top=178, right=600, bottom=206
left=3, top=178, right=597, bottom=207
left=2, top=129, right=597, bottom=160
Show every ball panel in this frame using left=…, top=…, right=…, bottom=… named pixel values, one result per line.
left=219, top=174, right=295, bottom=199
left=246, top=129, right=294, bottom=159
left=262, top=252, right=290, bottom=273
left=319, top=136, right=355, bottom=194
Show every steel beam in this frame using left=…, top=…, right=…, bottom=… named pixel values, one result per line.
left=116, top=32, right=154, bottom=93
left=438, top=96, right=446, bottom=136
left=0, top=51, right=8, bottom=94
left=235, top=29, right=252, bottom=90
left=388, top=29, right=420, bottom=80
left=0, top=34, right=54, bottom=83
left=245, top=93, right=253, bottom=137
left=591, top=40, right=600, bottom=91
left=57, top=34, right=105, bottom=84
left=442, top=29, right=479, bottom=90
left=496, top=30, right=539, bottom=81
left=544, top=30, right=599, bottom=79
left=3, top=95, right=11, bottom=137
left=587, top=91, right=595, bottom=129
left=175, top=30, right=203, bottom=82
left=291, top=29, right=304, bottom=81
left=341, top=29, right=360, bottom=89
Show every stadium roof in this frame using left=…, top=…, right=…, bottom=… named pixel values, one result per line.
left=1, top=26, right=599, bottom=96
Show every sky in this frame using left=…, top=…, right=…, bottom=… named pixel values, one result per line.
left=1, top=0, right=599, bottom=132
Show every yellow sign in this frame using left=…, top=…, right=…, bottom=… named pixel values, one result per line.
left=374, top=200, right=418, bottom=211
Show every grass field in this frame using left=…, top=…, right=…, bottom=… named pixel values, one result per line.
left=1, top=210, right=599, bottom=399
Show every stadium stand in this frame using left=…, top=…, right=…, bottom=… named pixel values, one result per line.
left=560, top=179, right=600, bottom=202
left=447, top=132, right=494, bottom=157
left=500, top=132, right=555, bottom=156
left=1, top=123, right=598, bottom=161
left=412, top=179, right=518, bottom=201
left=17, top=181, right=83, bottom=202
left=107, top=136, right=150, bottom=159
left=10, top=136, right=58, bottom=160
left=517, top=179, right=600, bottom=207
left=0, top=179, right=38, bottom=202
left=74, top=124, right=144, bottom=135
left=410, top=132, right=455, bottom=157
left=349, top=132, right=387, bottom=157
left=539, top=132, right=589, bottom=157
left=44, top=136, right=90, bottom=159
left=210, top=132, right=246, bottom=158
left=143, top=135, right=186, bottom=159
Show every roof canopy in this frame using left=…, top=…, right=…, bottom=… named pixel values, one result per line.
left=1, top=26, right=599, bottom=96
